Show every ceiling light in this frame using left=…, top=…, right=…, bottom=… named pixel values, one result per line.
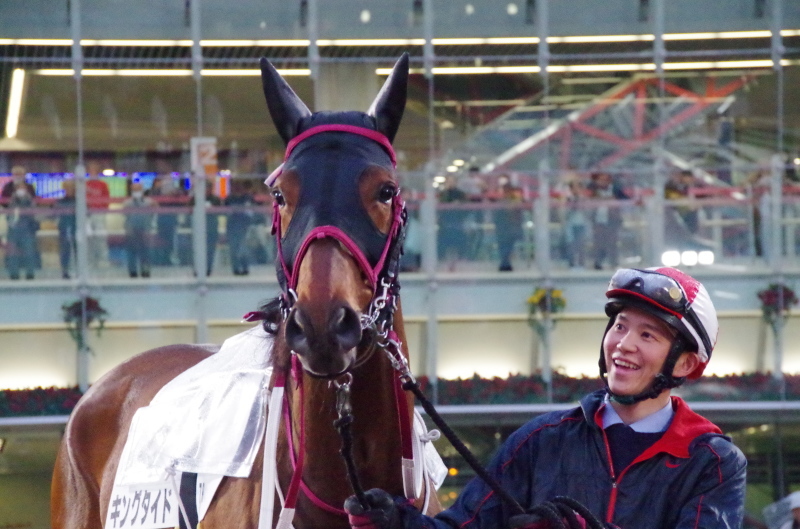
left=698, top=251, right=715, bottom=265
left=681, top=250, right=698, bottom=266
left=200, top=39, right=309, bottom=47
left=0, top=30, right=799, bottom=48
left=360, top=10, right=371, bottom=24
left=548, top=34, right=654, bottom=43
left=433, top=175, right=447, bottom=183
left=453, top=159, right=465, bottom=166
left=661, top=250, right=680, bottom=267
left=5, top=68, right=25, bottom=139
left=318, top=38, right=425, bottom=46
left=465, top=4, right=475, bottom=15
left=102, top=169, right=115, bottom=176
left=507, top=3, right=519, bottom=15
left=447, top=166, right=458, bottom=172
left=81, top=39, right=193, bottom=46
left=35, top=68, right=310, bottom=77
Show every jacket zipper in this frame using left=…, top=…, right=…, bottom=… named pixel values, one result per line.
left=601, top=427, right=619, bottom=523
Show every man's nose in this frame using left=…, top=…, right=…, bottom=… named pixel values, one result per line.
left=618, top=331, right=637, bottom=352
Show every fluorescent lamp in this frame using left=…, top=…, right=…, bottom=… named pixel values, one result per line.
left=5, top=68, right=25, bottom=138
left=378, top=58, right=783, bottom=76
left=664, top=30, right=771, bottom=40
left=698, top=251, right=715, bottom=265
left=0, top=30, right=799, bottom=49
left=201, top=39, right=309, bottom=47
left=661, top=250, right=681, bottom=267
left=317, top=38, right=425, bottom=46
left=453, top=160, right=465, bottom=166
left=81, top=39, right=193, bottom=46
left=681, top=250, right=698, bottom=266
left=548, top=34, right=654, bottom=43
left=433, top=176, right=447, bottom=183
left=447, top=166, right=458, bottom=172
left=34, top=68, right=309, bottom=77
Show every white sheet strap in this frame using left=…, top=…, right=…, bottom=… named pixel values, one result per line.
left=258, top=386, right=285, bottom=529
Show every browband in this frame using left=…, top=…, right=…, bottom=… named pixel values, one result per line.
left=265, top=124, right=397, bottom=187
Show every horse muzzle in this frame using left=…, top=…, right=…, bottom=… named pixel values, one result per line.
left=285, top=304, right=364, bottom=377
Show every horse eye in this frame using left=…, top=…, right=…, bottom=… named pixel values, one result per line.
left=378, top=184, right=396, bottom=204
left=272, top=189, right=285, bottom=206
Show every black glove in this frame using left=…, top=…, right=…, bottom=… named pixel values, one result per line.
left=344, top=489, right=403, bottom=529
left=508, top=497, right=607, bottom=529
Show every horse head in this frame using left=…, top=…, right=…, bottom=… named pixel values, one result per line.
left=260, top=54, right=409, bottom=378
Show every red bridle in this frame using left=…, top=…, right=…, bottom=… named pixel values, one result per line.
left=267, top=124, right=406, bottom=294
left=263, top=124, right=416, bottom=519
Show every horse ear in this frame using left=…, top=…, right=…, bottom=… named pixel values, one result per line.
left=367, top=53, right=409, bottom=144
left=260, top=57, right=312, bottom=145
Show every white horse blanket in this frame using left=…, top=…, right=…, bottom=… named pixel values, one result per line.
left=105, top=326, right=446, bottom=529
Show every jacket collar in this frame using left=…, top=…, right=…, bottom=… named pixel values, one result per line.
left=583, top=390, right=722, bottom=459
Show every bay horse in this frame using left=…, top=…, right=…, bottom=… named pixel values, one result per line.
left=51, top=53, right=441, bottom=529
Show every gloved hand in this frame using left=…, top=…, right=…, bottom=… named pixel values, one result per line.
left=509, top=497, right=604, bottom=529
left=509, top=509, right=586, bottom=529
left=344, top=488, right=403, bottom=529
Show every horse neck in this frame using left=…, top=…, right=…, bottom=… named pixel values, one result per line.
left=279, top=304, right=412, bottom=517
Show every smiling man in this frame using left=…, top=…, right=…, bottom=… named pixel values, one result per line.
left=345, top=267, right=746, bottom=529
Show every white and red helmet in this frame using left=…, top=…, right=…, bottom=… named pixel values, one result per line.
left=605, top=267, right=718, bottom=379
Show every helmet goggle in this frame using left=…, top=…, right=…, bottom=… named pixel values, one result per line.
left=606, top=268, right=713, bottom=361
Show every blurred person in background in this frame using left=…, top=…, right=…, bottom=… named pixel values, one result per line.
left=123, top=182, right=156, bottom=278
left=4, top=170, right=39, bottom=280
left=492, top=174, right=524, bottom=272
left=437, top=175, right=468, bottom=271
left=189, top=178, right=221, bottom=276
left=85, top=161, right=111, bottom=269
left=55, top=179, right=77, bottom=279
left=150, top=169, right=185, bottom=266
left=563, top=175, right=589, bottom=269
left=665, top=169, right=700, bottom=235
left=588, top=172, right=630, bottom=270
left=1, top=165, right=36, bottom=199
left=224, top=178, right=255, bottom=276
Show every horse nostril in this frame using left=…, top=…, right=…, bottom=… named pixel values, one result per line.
left=330, top=306, right=362, bottom=352
left=285, top=308, right=310, bottom=355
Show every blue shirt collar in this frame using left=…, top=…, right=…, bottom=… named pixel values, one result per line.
left=602, top=395, right=674, bottom=433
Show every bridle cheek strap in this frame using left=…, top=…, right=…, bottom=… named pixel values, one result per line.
left=274, top=194, right=405, bottom=294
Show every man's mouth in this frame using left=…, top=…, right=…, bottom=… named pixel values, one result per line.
left=613, top=358, right=640, bottom=370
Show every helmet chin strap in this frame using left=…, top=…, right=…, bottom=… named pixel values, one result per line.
left=599, top=322, right=690, bottom=406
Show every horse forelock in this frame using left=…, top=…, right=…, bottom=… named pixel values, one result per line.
left=297, top=111, right=379, bottom=136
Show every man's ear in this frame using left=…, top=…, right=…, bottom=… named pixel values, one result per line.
left=673, top=352, right=701, bottom=378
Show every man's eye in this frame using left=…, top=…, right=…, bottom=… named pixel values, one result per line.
left=272, top=189, right=285, bottom=206
left=378, top=184, right=397, bottom=204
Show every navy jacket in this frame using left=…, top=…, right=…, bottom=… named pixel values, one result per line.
left=401, top=390, right=746, bottom=529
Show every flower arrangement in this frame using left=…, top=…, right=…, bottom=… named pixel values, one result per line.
left=61, top=296, right=108, bottom=352
left=0, top=387, right=83, bottom=417
left=527, top=287, right=566, bottom=338
left=2, top=373, right=800, bottom=417
left=414, top=372, right=800, bottom=405
left=757, top=283, right=798, bottom=325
